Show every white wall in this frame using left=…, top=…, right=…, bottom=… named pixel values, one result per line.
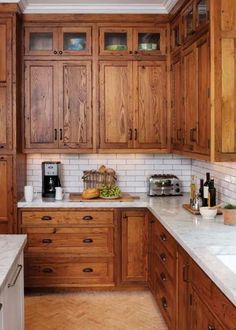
left=27, top=154, right=191, bottom=194
left=192, top=160, right=236, bottom=204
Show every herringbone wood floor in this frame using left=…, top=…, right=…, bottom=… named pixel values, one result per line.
left=25, top=291, right=167, bottom=330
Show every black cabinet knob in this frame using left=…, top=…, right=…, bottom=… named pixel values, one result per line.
left=42, top=239, right=52, bottom=244
left=59, top=51, right=63, bottom=55
left=53, top=50, right=58, bottom=54
left=160, top=253, right=167, bottom=262
left=160, top=234, right=167, bottom=242
left=41, top=216, right=52, bottom=221
left=82, top=216, right=93, bottom=221
left=83, top=268, right=93, bottom=273
left=83, top=238, right=93, bottom=244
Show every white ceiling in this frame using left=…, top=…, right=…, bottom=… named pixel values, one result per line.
left=1, top=0, right=178, bottom=13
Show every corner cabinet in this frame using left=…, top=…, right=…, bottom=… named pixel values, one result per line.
left=120, top=210, right=148, bottom=285
left=99, top=61, right=167, bottom=151
left=24, top=60, right=93, bottom=151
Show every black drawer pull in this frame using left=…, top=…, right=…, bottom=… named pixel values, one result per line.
left=160, top=234, right=167, bottom=242
left=82, top=216, right=93, bottom=221
left=208, top=325, right=215, bottom=330
left=160, top=272, right=167, bottom=282
left=0, top=145, right=4, bottom=149
left=41, top=216, right=52, bottom=221
left=83, top=238, right=93, bottom=244
left=42, top=268, right=53, bottom=273
left=42, top=239, right=52, bottom=244
left=83, top=268, right=93, bottom=273
left=161, top=297, right=168, bottom=309
left=160, top=253, right=167, bottom=262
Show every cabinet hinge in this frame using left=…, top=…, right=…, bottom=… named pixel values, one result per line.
left=189, top=294, right=193, bottom=306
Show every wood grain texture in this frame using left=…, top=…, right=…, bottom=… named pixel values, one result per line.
left=134, top=61, right=167, bottom=149
left=25, top=291, right=168, bottom=330
left=121, top=210, right=148, bottom=284
left=0, top=23, right=7, bottom=82
left=99, top=61, right=133, bottom=149
left=59, top=61, right=92, bottom=149
left=24, top=61, right=58, bottom=149
left=0, top=87, right=7, bottom=146
left=0, top=156, right=13, bottom=231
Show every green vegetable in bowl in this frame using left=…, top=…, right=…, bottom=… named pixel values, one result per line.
left=224, top=204, right=236, bottom=209
left=100, top=184, right=122, bottom=198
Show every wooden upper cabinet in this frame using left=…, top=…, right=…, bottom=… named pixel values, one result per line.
left=0, top=156, right=12, bottom=233
left=99, top=61, right=133, bottom=149
left=196, top=0, right=209, bottom=30
left=171, top=55, right=184, bottom=150
left=99, top=28, right=132, bottom=56
left=133, top=28, right=166, bottom=55
left=58, top=61, right=93, bottom=149
left=24, top=61, right=59, bottom=149
left=0, top=86, right=12, bottom=151
left=195, top=33, right=210, bottom=155
left=170, top=18, right=182, bottom=53
left=25, top=26, right=92, bottom=56
left=134, top=61, right=167, bottom=149
left=99, top=27, right=166, bottom=56
left=182, top=1, right=196, bottom=40
left=120, top=210, right=148, bottom=284
left=0, top=19, right=10, bottom=83
left=182, top=43, right=197, bottom=151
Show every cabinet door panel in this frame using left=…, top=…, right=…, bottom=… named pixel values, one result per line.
left=121, top=211, right=148, bottom=284
left=171, top=56, right=183, bottom=150
left=24, top=27, right=58, bottom=56
left=0, top=156, right=12, bottom=233
left=59, top=61, right=92, bottom=149
left=134, top=61, right=167, bottom=149
left=0, top=87, right=12, bottom=150
left=99, top=61, right=133, bottom=149
left=183, top=44, right=197, bottom=151
left=0, top=22, right=7, bottom=83
left=195, top=34, right=210, bottom=155
left=24, top=61, right=58, bottom=149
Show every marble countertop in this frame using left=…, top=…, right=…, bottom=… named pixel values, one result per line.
left=0, top=235, right=27, bottom=291
left=18, top=194, right=236, bottom=306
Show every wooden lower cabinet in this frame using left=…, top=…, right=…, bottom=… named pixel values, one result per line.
left=0, top=156, right=13, bottom=233
left=120, top=210, right=148, bottom=285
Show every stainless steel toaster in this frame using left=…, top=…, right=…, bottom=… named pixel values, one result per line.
left=147, top=174, right=182, bottom=196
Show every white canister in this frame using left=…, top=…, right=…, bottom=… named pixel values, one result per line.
left=24, top=186, right=37, bottom=202
left=55, top=187, right=65, bottom=201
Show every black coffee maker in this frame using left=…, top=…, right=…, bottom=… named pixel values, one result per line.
left=42, top=162, right=61, bottom=199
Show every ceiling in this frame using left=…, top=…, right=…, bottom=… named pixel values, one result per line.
left=2, top=0, right=178, bottom=13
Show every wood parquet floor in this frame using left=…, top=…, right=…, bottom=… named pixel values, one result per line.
left=25, top=291, right=168, bottom=330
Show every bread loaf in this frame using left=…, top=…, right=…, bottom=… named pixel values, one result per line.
left=82, top=188, right=100, bottom=199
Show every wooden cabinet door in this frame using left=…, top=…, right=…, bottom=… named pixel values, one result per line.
left=171, top=55, right=184, bottom=150
left=0, top=18, right=12, bottom=151
left=99, top=28, right=132, bottom=56
left=182, top=43, right=197, bottom=151
left=99, top=61, right=133, bottom=149
left=59, top=27, right=92, bottom=56
left=177, top=245, right=190, bottom=330
left=121, top=210, right=148, bottom=284
left=190, top=288, right=224, bottom=330
left=0, top=156, right=12, bottom=234
left=24, top=27, right=58, bottom=56
left=133, top=28, right=166, bottom=56
left=195, top=33, right=210, bottom=155
left=24, top=61, right=59, bottom=149
left=134, top=61, right=167, bottom=149
left=58, top=61, right=93, bottom=150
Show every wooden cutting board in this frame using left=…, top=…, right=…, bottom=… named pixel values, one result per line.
left=183, top=204, right=222, bottom=215
left=69, top=192, right=140, bottom=202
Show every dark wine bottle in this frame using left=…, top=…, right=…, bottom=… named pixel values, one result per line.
left=208, top=179, right=216, bottom=207
left=199, top=179, right=204, bottom=199
left=203, top=172, right=210, bottom=206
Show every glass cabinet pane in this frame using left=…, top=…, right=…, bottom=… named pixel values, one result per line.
left=173, top=26, right=180, bottom=47
left=104, top=32, right=128, bottom=51
left=63, top=32, right=87, bottom=51
left=197, top=0, right=208, bottom=26
left=138, top=32, right=160, bottom=51
left=185, top=8, right=194, bottom=36
left=29, top=32, right=53, bottom=51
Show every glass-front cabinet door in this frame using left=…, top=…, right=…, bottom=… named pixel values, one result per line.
left=25, top=27, right=58, bottom=56
left=196, top=0, right=209, bottom=28
left=171, top=19, right=182, bottom=52
left=60, top=27, right=92, bottom=55
left=99, top=28, right=132, bottom=55
left=183, top=1, right=195, bottom=39
left=133, top=28, right=166, bottom=55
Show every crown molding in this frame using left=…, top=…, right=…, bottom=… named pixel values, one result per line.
left=2, top=0, right=176, bottom=14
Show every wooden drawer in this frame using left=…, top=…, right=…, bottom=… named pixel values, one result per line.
left=154, top=239, right=176, bottom=280
left=25, top=256, right=114, bottom=287
left=21, top=210, right=114, bottom=227
left=191, top=260, right=236, bottom=330
left=23, top=227, right=113, bottom=255
left=154, top=258, right=175, bottom=301
left=155, top=220, right=176, bottom=257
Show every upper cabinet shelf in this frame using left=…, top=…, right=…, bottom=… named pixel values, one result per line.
left=99, top=27, right=166, bottom=56
left=25, top=26, right=92, bottom=56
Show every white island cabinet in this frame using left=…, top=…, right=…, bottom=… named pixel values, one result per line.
left=0, top=236, right=26, bottom=330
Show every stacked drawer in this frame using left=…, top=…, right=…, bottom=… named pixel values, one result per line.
left=153, top=220, right=177, bottom=329
left=20, top=209, right=115, bottom=288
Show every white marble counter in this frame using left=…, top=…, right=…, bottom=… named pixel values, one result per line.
left=0, top=235, right=27, bottom=291
left=18, top=194, right=236, bottom=306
